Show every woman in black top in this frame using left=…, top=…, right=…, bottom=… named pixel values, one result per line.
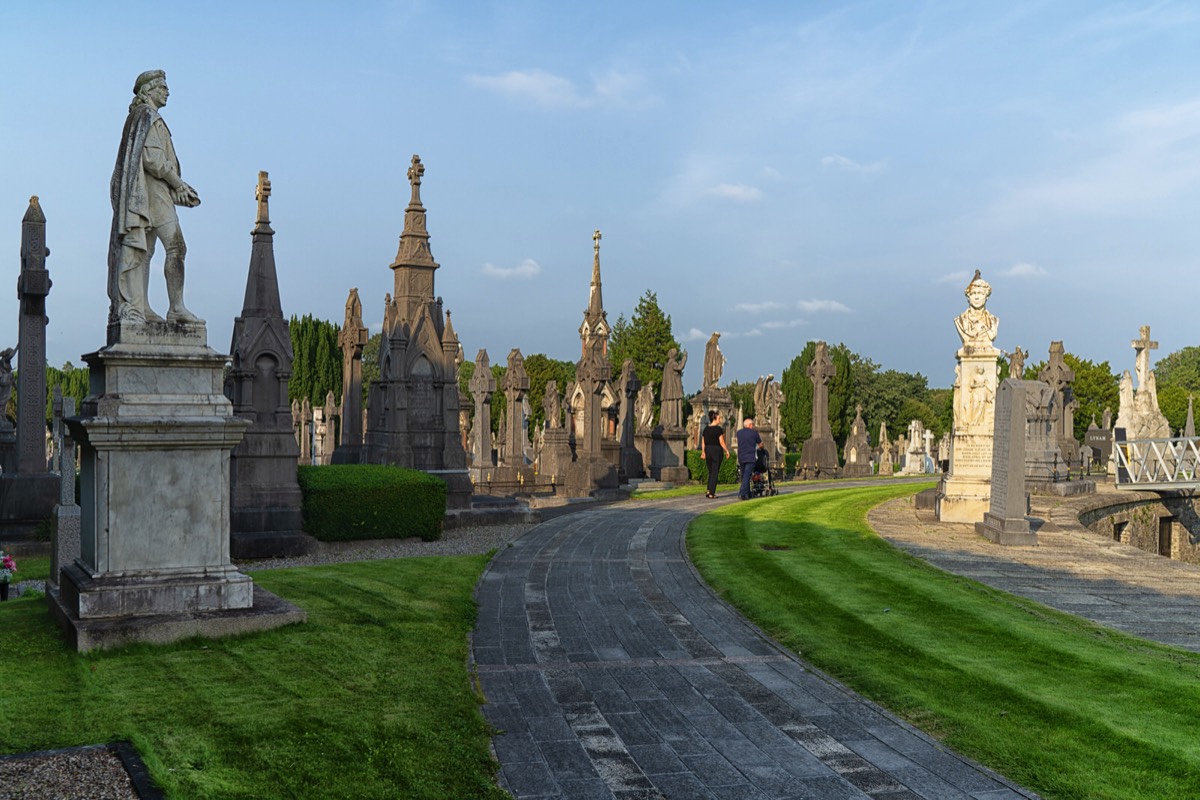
left=699, top=410, right=730, bottom=498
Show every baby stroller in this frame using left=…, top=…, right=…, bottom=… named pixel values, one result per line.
left=750, top=444, right=778, bottom=498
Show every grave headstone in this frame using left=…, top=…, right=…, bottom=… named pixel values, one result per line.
left=468, top=349, right=496, bottom=482
left=617, top=359, right=644, bottom=480
left=799, top=341, right=839, bottom=478
left=975, top=379, right=1037, bottom=545
left=1037, top=341, right=1080, bottom=465
left=333, top=288, right=368, bottom=463
left=842, top=405, right=872, bottom=477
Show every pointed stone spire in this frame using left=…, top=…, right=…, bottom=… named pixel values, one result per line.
left=1187, top=395, right=1195, bottom=438
left=17, top=195, right=51, bottom=474
left=238, top=171, right=283, bottom=317
left=442, top=310, right=458, bottom=348
left=580, top=229, right=610, bottom=340
left=391, top=154, right=438, bottom=272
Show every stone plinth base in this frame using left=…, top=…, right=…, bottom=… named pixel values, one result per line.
left=58, top=562, right=254, bottom=618
left=0, top=472, right=59, bottom=539
left=48, top=582, right=305, bottom=653
left=430, top=469, right=472, bottom=510
left=1028, top=479, right=1096, bottom=497
left=563, top=458, right=619, bottom=498
left=231, top=530, right=315, bottom=560
left=330, top=445, right=364, bottom=465
left=936, top=475, right=991, bottom=523
left=538, top=429, right=572, bottom=484
left=975, top=511, right=1037, bottom=546
left=650, top=426, right=687, bottom=481
left=799, top=436, right=839, bottom=478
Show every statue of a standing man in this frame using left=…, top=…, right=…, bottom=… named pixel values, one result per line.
left=108, top=69, right=202, bottom=325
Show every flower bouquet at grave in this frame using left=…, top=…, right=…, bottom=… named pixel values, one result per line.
left=0, top=550, right=15, bottom=582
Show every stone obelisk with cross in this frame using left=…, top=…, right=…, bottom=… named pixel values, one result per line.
left=332, top=288, right=368, bottom=464
left=1037, top=341, right=1080, bottom=465
left=798, top=341, right=840, bottom=478
left=225, top=171, right=309, bottom=559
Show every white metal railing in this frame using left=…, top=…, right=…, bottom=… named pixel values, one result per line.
left=1113, top=434, right=1200, bottom=488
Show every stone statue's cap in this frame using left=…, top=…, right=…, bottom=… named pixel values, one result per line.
left=964, top=268, right=991, bottom=295
left=133, top=69, right=166, bottom=93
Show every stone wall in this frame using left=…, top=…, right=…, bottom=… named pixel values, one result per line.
left=1080, top=493, right=1200, bottom=564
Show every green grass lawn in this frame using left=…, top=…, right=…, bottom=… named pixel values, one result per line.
left=7, top=554, right=50, bottom=583
left=0, top=556, right=507, bottom=800
left=687, top=484, right=1200, bottom=800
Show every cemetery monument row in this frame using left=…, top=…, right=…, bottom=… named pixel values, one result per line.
left=52, top=69, right=304, bottom=651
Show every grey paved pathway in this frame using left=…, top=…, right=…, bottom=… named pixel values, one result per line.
left=871, top=486, right=1200, bottom=653
left=472, top=482, right=1035, bottom=799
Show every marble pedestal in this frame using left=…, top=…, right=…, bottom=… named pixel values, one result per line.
left=52, top=321, right=305, bottom=651
left=938, top=348, right=999, bottom=524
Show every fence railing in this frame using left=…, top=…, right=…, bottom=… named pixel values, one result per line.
left=1113, top=430, right=1200, bottom=488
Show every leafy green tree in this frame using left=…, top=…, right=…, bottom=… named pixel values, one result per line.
left=45, top=362, right=90, bottom=421
left=524, top=354, right=576, bottom=433
left=607, top=290, right=680, bottom=418
left=1158, top=383, right=1191, bottom=433
left=1155, top=347, right=1200, bottom=391
left=726, top=380, right=756, bottom=421
left=780, top=342, right=816, bottom=450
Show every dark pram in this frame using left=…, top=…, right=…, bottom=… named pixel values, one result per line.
left=750, top=445, right=778, bottom=498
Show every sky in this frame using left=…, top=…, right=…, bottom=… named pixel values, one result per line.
left=2, top=1, right=1199, bottom=394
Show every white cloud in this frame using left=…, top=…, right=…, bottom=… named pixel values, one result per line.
left=936, top=270, right=972, bottom=285
left=797, top=299, right=852, bottom=313
left=1003, top=261, right=1047, bottom=278
left=482, top=258, right=542, bottom=279
left=682, top=327, right=709, bottom=341
left=466, top=70, right=579, bottom=108
left=734, top=301, right=786, bottom=313
left=705, top=183, right=763, bottom=202
left=466, top=68, right=651, bottom=109
left=820, top=154, right=886, bottom=174
left=761, top=319, right=808, bottom=330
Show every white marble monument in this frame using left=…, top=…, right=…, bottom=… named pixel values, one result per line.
left=938, top=271, right=1001, bottom=523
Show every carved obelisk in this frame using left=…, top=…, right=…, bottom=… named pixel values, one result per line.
left=225, top=172, right=309, bottom=558
left=798, top=341, right=839, bottom=478
left=17, top=197, right=51, bottom=474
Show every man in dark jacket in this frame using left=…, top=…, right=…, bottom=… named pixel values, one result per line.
left=735, top=417, right=762, bottom=500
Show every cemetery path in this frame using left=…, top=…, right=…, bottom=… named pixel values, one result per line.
left=472, top=481, right=1036, bottom=800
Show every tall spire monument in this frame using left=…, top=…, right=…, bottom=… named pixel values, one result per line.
left=224, top=172, right=309, bottom=558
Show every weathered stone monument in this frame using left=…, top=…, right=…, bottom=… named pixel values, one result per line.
left=1037, top=341, right=1080, bottom=465
left=616, top=359, right=643, bottom=480
left=842, top=405, right=872, bottom=478
left=224, top=171, right=308, bottom=558
left=975, top=379, right=1038, bottom=545
left=693, top=332, right=735, bottom=454
left=900, top=419, right=929, bottom=475
left=363, top=155, right=470, bottom=508
left=1114, top=325, right=1171, bottom=441
left=938, top=270, right=1001, bottom=523
left=1, top=197, right=59, bottom=535
left=633, top=383, right=655, bottom=475
left=798, top=341, right=839, bottom=478
left=1084, top=414, right=1112, bottom=469
left=496, top=348, right=534, bottom=483
left=52, top=72, right=303, bottom=650
left=877, top=421, right=893, bottom=475
left=564, top=231, right=620, bottom=494
left=651, top=347, right=689, bottom=482
left=754, top=374, right=785, bottom=465
left=48, top=390, right=80, bottom=594
left=468, top=349, right=496, bottom=483
left=332, top=288, right=368, bottom=464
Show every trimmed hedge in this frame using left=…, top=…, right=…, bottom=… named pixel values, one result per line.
left=685, top=450, right=740, bottom=485
left=784, top=452, right=802, bottom=476
left=297, top=464, right=446, bottom=542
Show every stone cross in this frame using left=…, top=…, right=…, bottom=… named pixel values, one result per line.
left=254, top=170, right=272, bottom=233
left=407, top=154, right=424, bottom=205
left=338, top=288, right=369, bottom=447
left=1132, top=325, right=1158, bottom=389
left=593, top=228, right=602, bottom=253
left=469, top=350, right=496, bottom=468
left=807, top=341, right=836, bottom=439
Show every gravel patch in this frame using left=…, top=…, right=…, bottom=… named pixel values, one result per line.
left=0, top=747, right=138, bottom=800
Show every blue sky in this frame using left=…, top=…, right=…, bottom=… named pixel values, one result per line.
left=3, top=1, right=1199, bottom=393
